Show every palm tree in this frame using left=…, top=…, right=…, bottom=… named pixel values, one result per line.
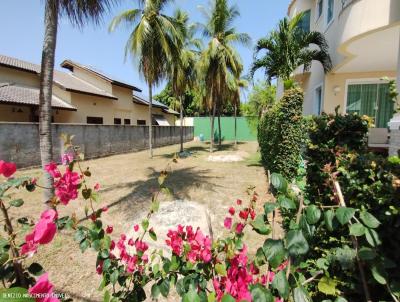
left=251, top=13, right=332, bottom=83
left=169, top=10, right=201, bottom=154
left=198, top=0, right=250, bottom=152
left=110, top=0, right=183, bottom=158
left=39, top=0, right=118, bottom=203
left=231, top=76, right=248, bottom=147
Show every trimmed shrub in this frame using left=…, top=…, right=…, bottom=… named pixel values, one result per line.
left=258, top=87, right=305, bottom=180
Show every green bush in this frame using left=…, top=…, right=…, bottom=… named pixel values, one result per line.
left=258, top=87, right=305, bottom=180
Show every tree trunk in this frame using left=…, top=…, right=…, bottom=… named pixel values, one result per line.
left=217, top=110, right=222, bottom=146
left=179, top=95, right=184, bottom=153
left=39, top=0, right=58, bottom=204
left=210, top=102, right=216, bottom=153
left=148, top=83, right=153, bottom=158
left=234, top=104, right=237, bottom=147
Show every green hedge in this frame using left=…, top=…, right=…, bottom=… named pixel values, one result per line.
left=258, top=88, right=305, bottom=180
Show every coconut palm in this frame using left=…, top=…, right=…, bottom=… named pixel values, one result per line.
left=169, top=9, right=202, bottom=154
left=251, top=13, right=332, bottom=83
left=110, top=0, right=183, bottom=158
left=198, top=0, right=250, bottom=152
left=39, top=0, right=118, bottom=203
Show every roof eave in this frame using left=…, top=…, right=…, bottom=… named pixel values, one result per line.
left=0, top=63, right=38, bottom=75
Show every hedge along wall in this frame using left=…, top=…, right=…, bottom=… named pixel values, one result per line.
left=193, top=116, right=258, bottom=141
left=0, top=123, right=194, bottom=168
left=258, top=88, right=305, bottom=180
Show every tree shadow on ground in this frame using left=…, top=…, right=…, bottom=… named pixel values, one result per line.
left=99, top=166, right=220, bottom=221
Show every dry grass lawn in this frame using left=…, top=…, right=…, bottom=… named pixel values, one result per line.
left=3, top=141, right=278, bottom=301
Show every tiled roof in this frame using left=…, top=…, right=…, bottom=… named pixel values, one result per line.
left=0, top=54, right=117, bottom=99
left=0, top=84, right=77, bottom=110
left=61, top=60, right=142, bottom=92
left=133, top=93, right=169, bottom=109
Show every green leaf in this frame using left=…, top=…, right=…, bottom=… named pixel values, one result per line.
left=371, top=264, right=388, bottom=285
left=159, top=278, right=170, bottom=297
left=151, top=284, right=161, bottom=299
left=10, top=199, right=24, bottom=207
left=287, top=230, right=309, bottom=256
left=365, top=228, right=381, bottom=247
left=349, top=223, right=366, bottom=236
left=150, top=199, right=160, bottom=213
left=183, top=288, right=200, bottom=302
left=110, top=270, right=119, bottom=285
left=0, top=287, right=35, bottom=302
left=318, top=276, right=337, bottom=296
left=103, top=290, right=111, bottom=302
left=149, top=228, right=157, bottom=241
left=82, top=188, right=92, bottom=200
left=251, top=215, right=271, bottom=235
left=262, top=239, right=286, bottom=269
left=305, top=205, right=321, bottom=225
left=80, top=239, right=90, bottom=252
left=264, top=203, right=279, bottom=215
left=293, top=287, right=312, bottom=302
left=277, top=195, right=296, bottom=210
left=334, top=297, right=348, bottom=302
left=360, top=211, right=380, bottom=229
left=28, top=263, right=44, bottom=276
left=0, top=252, right=9, bottom=266
left=250, top=284, right=274, bottom=302
left=358, top=247, right=376, bottom=260
left=324, top=210, right=335, bottom=231
left=272, top=271, right=289, bottom=299
left=215, top=263, right=227, bottom=277
left=335, top=207, right=356, bottom=225
left=270, top=173, right=288, bottom=193
left=221, top=294, right=236, bottom=302
left=207, top=292, right=216, bottom=302
left=142, top=219, right=149, bottom=231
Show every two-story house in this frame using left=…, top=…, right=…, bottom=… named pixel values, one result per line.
left=0, top=54, right=178, bottom=125
left=287, top=0, right=400, bottom=130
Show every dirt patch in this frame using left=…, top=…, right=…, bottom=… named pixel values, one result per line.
left=207, top=151, right=249, bottom=162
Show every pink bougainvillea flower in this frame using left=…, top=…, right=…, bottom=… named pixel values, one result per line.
left=61, top=153, right=74, bottom=166
left=128, top=238, right=134, bottom=246
left=250, top=209, right=256, bottom=220
left=224, top=217, right=232, bottom=230
left=44, top=162, right=61, bottom=179
left=106, top=226, right=113, bottom=234
left=28, top=273, right=59, bottom=302
left=54, top=168, right=80, bottom=205
left=236, top=199, right=242, bottom=205
left=94, top=183, right=101, bottom=191
left=102, top=206, right=108, bottom=212
left=235, top=223, right=245, bottom=234
left=96, top=261, right=103, bottom=275
left=21, top=210, right=57, bottom=256
left=277, top=260, right=289, bottom=271
left=110, top=240, right=116, bottom=250
left=0, top=160, right=17, bottom=178
left=275, top=298, right=283, bottom=302
left=133, top=224, right=139, bottom=232
left=228, top=207, right=235, bottom=216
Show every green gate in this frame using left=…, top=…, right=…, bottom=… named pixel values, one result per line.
left=193, top=116, right=258, bottom=141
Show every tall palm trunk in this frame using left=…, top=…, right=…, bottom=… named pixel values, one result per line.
left=234, top=104, right=237, bottom=147
left=217, top=109, right=222, bottom=146
left=39, top=0, right=58, bottom=204
left=210, top=102, right=216, bottom=153
left=148, top=82, right=153, bottom=158
left=179, top=96, right=184, bottom=153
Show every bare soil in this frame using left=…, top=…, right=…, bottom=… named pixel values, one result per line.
left=4, top=141, right=279, bottom=301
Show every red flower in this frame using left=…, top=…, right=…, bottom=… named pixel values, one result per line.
left=228, top=207, right=235, bottom=216
left=28, top=273, right=59, bottom=302
left=239, top=210, right=249, bottom=220
left=236, top=199, right=242, bottom=205
left=250, top=209, right=256, bottom=220
left=224, top=217, right=232, bottom=230
left=0, top=160, right=17, bottom=178
left=235, top=223, right=245, bottom=234
left=134, top=224, right=139, bottom=232
left=106, top=226, right=113, bottom=234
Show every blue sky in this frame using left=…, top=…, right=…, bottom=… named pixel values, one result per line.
left=0, top=0, right=289, bottom=97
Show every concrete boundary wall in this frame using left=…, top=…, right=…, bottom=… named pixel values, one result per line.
left=0, top=123, right=194, bottom=168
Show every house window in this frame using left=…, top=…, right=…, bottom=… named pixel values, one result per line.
left=137, top=120, right=146, bottom=126
left=114, top=118, right=121, bottom=125
left=124, top=119, right=131, bottom=125
left=327, top=0, right=334, bottom=25
left=87, top=116, right=103, bottom=124
left=314, top=85, right=323, bottom=115
left=346, top=83, right=394, bottom=128
left=316, top=0, right=323, bottom=20
left=298, top=10, right=311, bottom=32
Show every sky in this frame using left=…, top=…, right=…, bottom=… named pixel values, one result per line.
left=0, top=0, right=289, bottom=98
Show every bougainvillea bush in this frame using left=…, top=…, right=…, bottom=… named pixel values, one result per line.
left=0, top=135, right=399, bottom=302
